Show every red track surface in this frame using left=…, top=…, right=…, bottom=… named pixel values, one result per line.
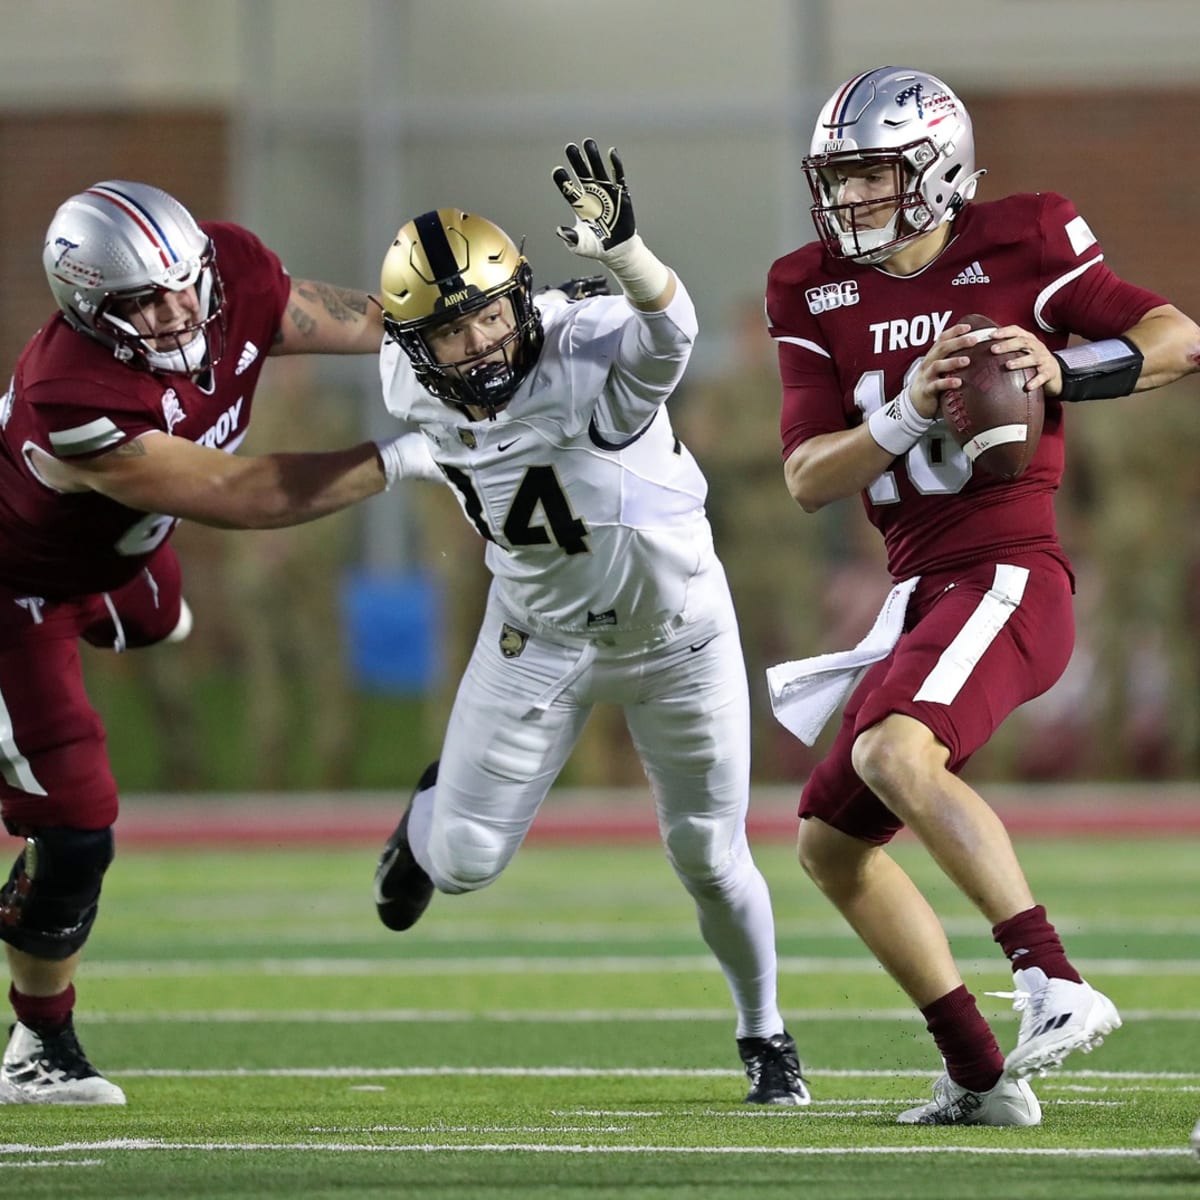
left=23, top=783, right=1195, bottom=849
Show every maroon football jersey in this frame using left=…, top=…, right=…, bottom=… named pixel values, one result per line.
left=0, top=222, right=291, bottom=598
left=767, top=192, right=1166, bottom=580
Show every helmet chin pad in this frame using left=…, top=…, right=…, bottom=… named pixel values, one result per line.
left=143, top=331, right=210, bottom=375
left=95, top=260, right=225, bottom=375
left=828, top=186, right=937, bottom=264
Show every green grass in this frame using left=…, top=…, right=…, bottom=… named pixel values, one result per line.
left=2, top=834, right=1198, bottom=1198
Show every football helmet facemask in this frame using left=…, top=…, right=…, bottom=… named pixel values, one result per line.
left=379, top=209, right=543, bottom=419
left=804, top=66, right=985, bottom=265
left=42, top=180, right=225, bottom=375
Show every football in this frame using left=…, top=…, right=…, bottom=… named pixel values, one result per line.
left=940, top=313, right=1044, bottom=480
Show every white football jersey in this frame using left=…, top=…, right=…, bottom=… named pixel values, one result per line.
left=379, top=285, right=717, bottom=640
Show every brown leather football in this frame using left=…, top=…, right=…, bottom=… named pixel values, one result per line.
left=940, top=313, right=1045, bottom=480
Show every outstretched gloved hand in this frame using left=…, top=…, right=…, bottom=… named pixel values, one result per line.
left=553, top=140, right=636, bottom=258
left=551, top=139, right=670, bottom=304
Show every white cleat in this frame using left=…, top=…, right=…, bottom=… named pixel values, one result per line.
left=1190, top=1114, right=1200, bottom=1161
left=897, top=1072, right=1041, bottom=1126
left=0, top=1020, right=126, bottom=1105
left=994, top=966, right=1122, bottom=1079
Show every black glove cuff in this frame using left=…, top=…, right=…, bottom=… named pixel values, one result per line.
left=1052, top=336, right=1143, bottom=402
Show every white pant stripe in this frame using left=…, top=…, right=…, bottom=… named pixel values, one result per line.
left=912, top=564, right=1031, bottom=706
left=0, top=680, right=47, bottom=795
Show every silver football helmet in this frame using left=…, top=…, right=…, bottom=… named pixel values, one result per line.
left=804, top=66, right=985, bottom=265
left=42, top=180, right=225, bottom=374
left=379, top=208, right=543, bottom=419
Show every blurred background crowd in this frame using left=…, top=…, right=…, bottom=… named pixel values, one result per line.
left=2, top=1, right=1198, bottom=791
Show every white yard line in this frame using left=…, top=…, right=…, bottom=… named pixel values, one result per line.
left=79, top=955, right=1200, bottom=977
left=83, top=1006, right=1200, bottom=1023
left=106, top=1065, right=1200, bottom=1081
left=0, top=1139, right=1190, bottom=1159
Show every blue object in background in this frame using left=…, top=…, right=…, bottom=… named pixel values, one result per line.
left=340, top=571, right=441, bottom=693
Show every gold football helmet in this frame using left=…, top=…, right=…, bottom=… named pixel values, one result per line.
left=379, top=208, right=543, bottom=418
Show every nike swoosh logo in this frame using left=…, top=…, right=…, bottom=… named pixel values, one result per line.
left=688, top=636, right=717, bottom=653
left=497, top=439, right=520, bottom=452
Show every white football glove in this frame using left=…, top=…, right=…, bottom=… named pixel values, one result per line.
left=375, top=433, right=441, bottom=488
left=552, top=139, right=670, bottom=303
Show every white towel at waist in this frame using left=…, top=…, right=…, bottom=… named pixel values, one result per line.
left=766, top=576, right=920, bottom=746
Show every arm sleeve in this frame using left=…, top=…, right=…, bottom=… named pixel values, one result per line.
left=589, top=280, right=698, bottom=442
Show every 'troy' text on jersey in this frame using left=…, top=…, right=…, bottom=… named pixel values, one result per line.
left=869, top=311, right=955, bottom=355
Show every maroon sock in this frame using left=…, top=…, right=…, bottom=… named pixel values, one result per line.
left=9, top=983, right=75, bottom=1035
left=921, top=985, right=1004, bottom=1093
left=992, top=904, right=1083, bottom=983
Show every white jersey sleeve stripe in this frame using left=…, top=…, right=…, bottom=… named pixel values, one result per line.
left=773, top=335, right=832, bottom=359
left=48, top=417, right=124, bottom=456
left=0, top=683, right=47, bottom=796
left=1033, top=254, right=1103, bottom=334
left=912, top=564, right=1030, bottom=705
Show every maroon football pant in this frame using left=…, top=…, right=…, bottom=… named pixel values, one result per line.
left=799, top=553, right=1074, bottom=845
left=0, top=545, right=184, bottom=831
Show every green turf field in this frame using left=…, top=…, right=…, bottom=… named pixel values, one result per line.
left=2, top=832, right=1198, bottom=1198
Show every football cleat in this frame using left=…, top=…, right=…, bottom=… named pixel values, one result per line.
left=373, top=761, right=438, bottom=932
left=0, top=1019, right=126, bottom=1105
left=995, top=966, right=1122, bottom=1079
left=897, top=1071, right=1041, bottom=1126
left=1190, top=1113, right=1200, bottom=1160
left=737, top=1029, right=811, bottom=1105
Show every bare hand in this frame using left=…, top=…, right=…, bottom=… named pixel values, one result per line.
left=988, top=324, right=1062, bottom=397
left=906, top=323, right=987, bottom=419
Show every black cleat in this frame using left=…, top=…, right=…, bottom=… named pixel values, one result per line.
left=737, top=1029, right=811, bottom=1105
left=373, top=761, right=438, bottom=932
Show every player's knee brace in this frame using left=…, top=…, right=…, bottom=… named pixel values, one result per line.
left=0, top=826, right=115, bottom=959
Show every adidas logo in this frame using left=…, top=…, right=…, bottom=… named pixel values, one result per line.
left=234, top=341, right=260, bottom=375
left=1032, top=1013, right=1073, bottom=1037
left=951, top=261, right=990, bottom=285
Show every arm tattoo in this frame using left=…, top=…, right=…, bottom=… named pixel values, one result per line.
left=295, top=280, right=370, bottom=324
left=285, top=299, right=318, bottom=338
left=113, top=439, right=148, bottom=458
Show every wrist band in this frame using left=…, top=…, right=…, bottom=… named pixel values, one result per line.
left=601, top=234, right=672, bottom=303
left=866, top=387, right=935, bottom=457
left=1053, top=336, right=1143, bottom=403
